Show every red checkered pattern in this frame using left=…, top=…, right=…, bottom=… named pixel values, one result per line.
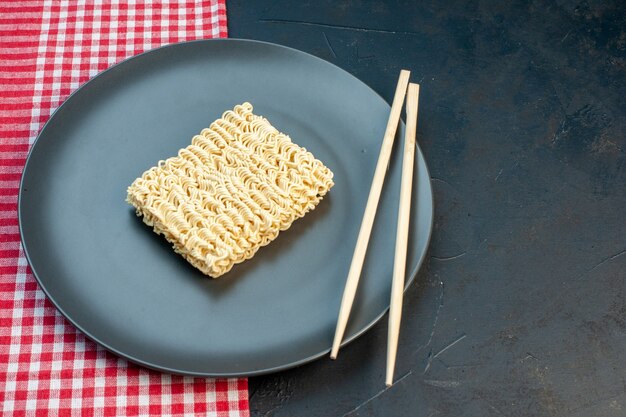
left=0, top=1, right=250, bottom=416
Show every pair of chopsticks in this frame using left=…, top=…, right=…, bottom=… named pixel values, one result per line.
left=330, top=70, right=420, bottom=387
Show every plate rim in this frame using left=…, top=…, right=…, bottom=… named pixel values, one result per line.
left=18, top=38, right=434, bottom=377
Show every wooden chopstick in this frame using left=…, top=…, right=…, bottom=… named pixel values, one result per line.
left=386, top=83, right=420, bottom=386
left=330, top=70, right=411, bottom=360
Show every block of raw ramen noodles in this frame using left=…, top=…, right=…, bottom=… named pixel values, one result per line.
left=127, top=102, right=334, bottom=278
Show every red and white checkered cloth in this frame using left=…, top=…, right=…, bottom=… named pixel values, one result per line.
left=0, top=1, right=250, bottom=416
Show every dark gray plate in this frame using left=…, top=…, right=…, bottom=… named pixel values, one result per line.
left=19, top=39, right=433, bottom=377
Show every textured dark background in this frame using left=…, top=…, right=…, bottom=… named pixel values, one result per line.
left=228, top=1, right=626, bottom=416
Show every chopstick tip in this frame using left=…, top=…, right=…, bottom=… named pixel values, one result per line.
left=330, top=345, right=339, bottom=360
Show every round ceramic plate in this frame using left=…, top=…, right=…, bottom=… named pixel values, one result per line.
left=19, top=39, right=433, bottom=377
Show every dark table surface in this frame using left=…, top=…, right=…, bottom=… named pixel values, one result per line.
left=228, top=1, right=626, bottom=416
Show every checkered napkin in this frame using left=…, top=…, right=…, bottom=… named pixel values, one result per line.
left=0, top=2, right=250, bottom=416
